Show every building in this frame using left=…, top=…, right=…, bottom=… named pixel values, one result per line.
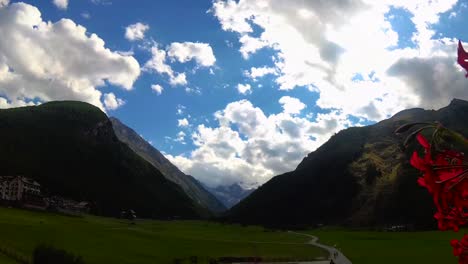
left=45, top=196, right=90, bottom=215
left=0, top=176, right=41, bottom=201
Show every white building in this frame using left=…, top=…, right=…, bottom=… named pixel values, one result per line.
left=0, top=176, right=41, bottom=201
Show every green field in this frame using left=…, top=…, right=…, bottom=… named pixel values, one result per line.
left=0, top=207, right=326, bottom=264
left=0, top=253, right=16, bottom=264
left=3, top=206, right=461, bottom=264
left=309, top=228, right=460, bottom=264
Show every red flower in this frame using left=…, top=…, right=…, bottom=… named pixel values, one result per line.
left=451, top=234, right=468, bottom=264
left=411, top=134, right=468, bottom=231
left=458, top=40, right=468, bottom=78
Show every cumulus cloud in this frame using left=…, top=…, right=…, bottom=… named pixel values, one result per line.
left=0, top=97, right=35, bottom=108
left=103, top=93, right=125, bottom=110
left=0, top=0, right=9, bottom=8
left=178, top=118, right=189, bottom=127
left=175, top=131, right=186, bottom=144
left=167, top=42, right=216, bottom=67
left=52, top=0, right=68, bottom=10
left=151, top=84, right=163, bottom=95
left=0, top=2, right=140, bottom=110
left=245, top=66, right=277, bottom=80
left=144, top=41, right=216, bottom=87
left=237, top=83, right=251, bottom=94
left=167, top=99, right=351, bottom=188
left=239, top=35, right=267, bottom=59
left=211, top=0, right=464, bottom=122
left=387, top=54, right=468, bottom=109
left=143, top=46, right=187, bottom=86
left=279, top=96, right=306, bottom=115
left=125, top=22, right=149, bottom=41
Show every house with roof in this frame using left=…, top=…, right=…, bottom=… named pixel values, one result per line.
left=0, top=176, right=41, bottom=202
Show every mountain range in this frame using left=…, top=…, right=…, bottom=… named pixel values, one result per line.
left=203, top=183, right=255, bottom=209
left=226, top=99, right=468, bottom=229
left=2, top=99, right=468, bottom=228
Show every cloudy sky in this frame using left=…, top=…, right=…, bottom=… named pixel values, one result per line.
left=1, top=0, right=468, bottom=188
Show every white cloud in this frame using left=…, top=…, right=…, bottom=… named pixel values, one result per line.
left=387, top=53, right=468, bottom=110
left=0, top=2, right=140, bottom=110
left=91, top=0, right=112, bottom=5
left=279, top=96, right=306, bottom=115
left=237, top=83, right=251, bottom=94
left=175, top=131, right=186, bottom=144
left=245, top=66, right=277, bottom=80
left=0, top=97, right=36, bottom=108
left=125, top=22, right=149, bottom=41
left=143, top=46, right=187, bottom=86
left=103, top=93, right=125, bottom=110
left=81, top=12, right=91, bottom=19
left=176, top=104, right=186, bottom=115
left=171, top=73, right=188, bottom=86
left=211, top=0, right=464, bottom=122
left=0, top=0, right=9, bottom=8
left=239, top=35, right=267, bottom=59
left=144, top=42, right=215, bottom=87
left=151, top=84, right=163, bottom=95
left=185, top=86, right=202, bottom=95
left=178, top=118, right=189, bottom=127
left=167, top=42, right=216, bottom=67
left=52, top=0, right=68, bottom=10
left=167, top=99, right=350, bottom=188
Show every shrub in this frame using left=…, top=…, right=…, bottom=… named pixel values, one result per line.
left=33, top=245, right=85, bottom=264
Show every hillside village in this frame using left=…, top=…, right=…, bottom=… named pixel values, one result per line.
left=0, top=176, right=89, bottom=215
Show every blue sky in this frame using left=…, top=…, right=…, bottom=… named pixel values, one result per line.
left=1, top=0, right=468, bottom=187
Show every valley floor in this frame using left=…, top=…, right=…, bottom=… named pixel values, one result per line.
left=2, top=206, right=459, bottom=264
left=0, top=207, right=327, bottom=263
left=308, top=228, right=460, bottom=264
left=0, top=252, right=16, bottom=264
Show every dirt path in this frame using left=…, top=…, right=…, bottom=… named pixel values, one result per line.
left=289, top=232, right=352, bottom=264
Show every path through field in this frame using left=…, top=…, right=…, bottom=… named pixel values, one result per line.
left=289, top=232, right=352, bottom=264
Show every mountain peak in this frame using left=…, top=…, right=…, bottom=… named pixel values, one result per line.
left=448, top=98, right=468, bottom=108
left=389, top=107, right=426, bottom=121
left=204, top=183, right=255, bottom=209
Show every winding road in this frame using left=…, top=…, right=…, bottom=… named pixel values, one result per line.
left=289, top=232, right=352, bottom=264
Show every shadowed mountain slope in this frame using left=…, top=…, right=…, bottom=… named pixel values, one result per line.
left=110, top=117, right=226, bottom=213
left=0, top=101, right=204, bottom=218
left=227, top=99, right=468, bottom=229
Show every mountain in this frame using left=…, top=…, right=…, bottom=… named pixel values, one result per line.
left=226, top=99, right=468, bottom=229
left=110, top=117, right=226, bottom=213
left=203, top=183, right=255, bottom=209
left=0, top=101, right=204, bottom=219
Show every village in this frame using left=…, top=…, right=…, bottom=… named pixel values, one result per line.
left=0, top=175, right=90, bottom=215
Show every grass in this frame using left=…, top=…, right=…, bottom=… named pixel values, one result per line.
left=0, top=207, right=326, bottom=264
left=0, top=253, right=17, bottom=264
left=309, top=228, right=461, bottom=264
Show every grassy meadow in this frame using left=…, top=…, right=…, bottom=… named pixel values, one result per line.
left=0, top=253, right=16, bottom=264
left=309, top=228, right=460, bottom=264
left=1, top=206, right=460, bottom=263
left=0, top=207, right=326, bottom=264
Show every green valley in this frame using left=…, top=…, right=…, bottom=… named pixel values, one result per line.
left=0, top=207, right=327, bottom=264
